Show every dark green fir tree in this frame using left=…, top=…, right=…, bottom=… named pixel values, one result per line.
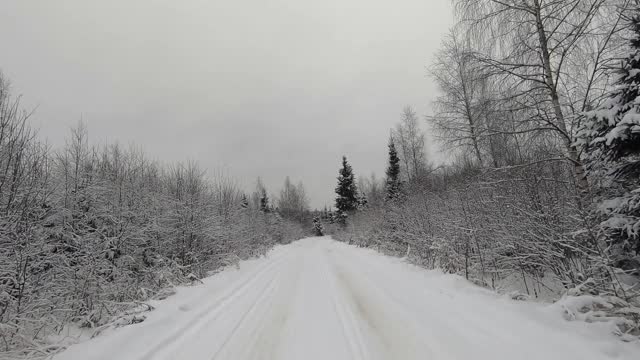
left=240, top=194, right=249, bottom=209
left=577, top=9, right=640, bottom=270
left=385, top=136, right=402, bottom=200
left=260, top=188, right=270, bottom=213
left=335, top=156, right=359, bottom=215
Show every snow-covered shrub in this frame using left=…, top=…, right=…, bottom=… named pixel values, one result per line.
left=556, top=278, right=640, bottom=341
left=338, top=157, right=597, bottom=298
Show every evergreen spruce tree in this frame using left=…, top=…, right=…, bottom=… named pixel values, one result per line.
left=578, top=10, right=640, bottom=270
left=260, top=188, right=270, bottom=213
left=385, top=136, right=402, bottom=200
left=312, top=216, right=324, bottom=236
left=335, top=156, right=359, bottom=219
left=240, top=194, right=249, bottom=209
left=358, top=191, right=368, bottom=209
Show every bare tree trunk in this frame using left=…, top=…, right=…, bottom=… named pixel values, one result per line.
left=533, top=0, right=590, bottom=193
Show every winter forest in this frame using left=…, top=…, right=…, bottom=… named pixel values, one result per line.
left=335, top=0, right=640, bottom=340
left=2, top=0, right=640, bottom=359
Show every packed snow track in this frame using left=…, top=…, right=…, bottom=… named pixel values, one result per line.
left=54, top=237, right=638, bottom=360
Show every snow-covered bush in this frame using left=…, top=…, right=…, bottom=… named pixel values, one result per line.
left=338, top=158, right=597, bottom=297
left=555, top=278, right=640, bottom=341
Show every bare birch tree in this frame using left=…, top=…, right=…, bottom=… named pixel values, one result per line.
left=429, top=29, right=488, bottom=166
left=454, top=0, right=631, bottom=191
left=394, top=106, right=427, bottom=182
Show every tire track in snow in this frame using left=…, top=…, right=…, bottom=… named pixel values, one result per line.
left=321, top=250, right=369, bottom=360
left=330, top=245, right=541, bottom=359
left=342, top=248, right=581, bottom=358
left=208, top=263, right=287, bottom=360
left=326, top=248, right=437, bottom=359
left=239, top=255, right=301, bottom=360
left=137, top=251, right=290, bottom=360
left=339, top=247, right=514, bottom=346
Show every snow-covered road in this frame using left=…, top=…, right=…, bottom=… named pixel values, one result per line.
left=54, top=237, right=638, bottom=360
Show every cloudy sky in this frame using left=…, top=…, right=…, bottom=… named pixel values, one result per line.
left=0, top=0, right=452, bottom=208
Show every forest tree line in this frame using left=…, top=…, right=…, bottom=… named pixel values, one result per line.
left=0, top=72, right=315, bottom=355
left=331, top=0, right=640, bottom=327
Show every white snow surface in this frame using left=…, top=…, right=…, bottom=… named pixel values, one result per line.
left=53, top=237, right=639, bottom=360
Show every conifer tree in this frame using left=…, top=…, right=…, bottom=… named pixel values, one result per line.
left=260, top=188, right=270, bottom=212
left=335, top=156, right=359, bottom=215
left=579, top=10, right=640, bottom=268
left=385, top=136, right=402, bottom=200
left=358, top=191, right=368, bottom=209
left=328, top=209, right=336, bottom=224
left=312, top=216, right=324, bottom=236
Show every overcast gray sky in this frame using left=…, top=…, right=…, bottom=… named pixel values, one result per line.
left=0, top=0, right=452, bottom=208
